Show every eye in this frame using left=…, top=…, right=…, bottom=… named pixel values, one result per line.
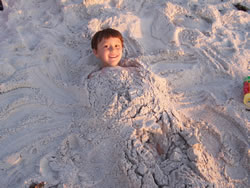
left=115, top=44, right=120, bottom=48
left=104, top=45, right=108, bottom=48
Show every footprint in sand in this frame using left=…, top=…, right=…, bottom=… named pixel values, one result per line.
left=151, top=11, right=176, bottom=45
left=199, top=124, right=222, bottom=158
left=17, top=24, right=41, bottom=51
left=39, top=154, right=59, bottom=183
left=124, top=36, right=144, bottom=58
left=178, top=28, right=203, bottom=47
left=0, top=62, right=16, bottom=80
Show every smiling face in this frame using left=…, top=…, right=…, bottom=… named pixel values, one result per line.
left=93, top=37, right=123, bottom=67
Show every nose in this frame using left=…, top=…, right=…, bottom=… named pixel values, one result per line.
left=109, top=46, right=115, bottom=51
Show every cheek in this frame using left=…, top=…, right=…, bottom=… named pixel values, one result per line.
left=98, top=50, right=105, bottom=55
left=103, top=51, right=109, bottom=57
left=119, top=49, right=123, bottom=55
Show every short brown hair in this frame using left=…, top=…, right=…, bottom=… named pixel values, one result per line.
left=91, top=28, right=124, bottom=50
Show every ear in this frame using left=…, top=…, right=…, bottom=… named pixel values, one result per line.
left=93, top=49, right=98, bottom=57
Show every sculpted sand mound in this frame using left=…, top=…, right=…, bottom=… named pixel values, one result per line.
left=23, top=66, right=245, bottom=188
left=0, top=62, right=248, bottom=187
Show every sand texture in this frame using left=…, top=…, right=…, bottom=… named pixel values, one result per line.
left=0, top=0, right=249, bottom=187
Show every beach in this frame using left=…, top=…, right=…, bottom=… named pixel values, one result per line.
left=0, top=0, right=249, bottom=187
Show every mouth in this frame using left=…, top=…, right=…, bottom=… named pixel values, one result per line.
left=109, top=55, right=119, bottom=58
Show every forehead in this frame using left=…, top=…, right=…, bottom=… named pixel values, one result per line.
left=98, top=37, right=122, bottom=44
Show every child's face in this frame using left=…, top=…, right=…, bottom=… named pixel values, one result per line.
left=93, top=37, right=123, bottom=67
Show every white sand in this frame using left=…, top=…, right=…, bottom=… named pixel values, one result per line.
left=0, top=0, right=249, bottom=187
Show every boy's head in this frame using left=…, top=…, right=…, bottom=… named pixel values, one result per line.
left=91, top=28, right=124, bottom=67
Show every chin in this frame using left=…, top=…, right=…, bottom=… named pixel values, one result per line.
left=103, top=62, right=119, bottom=67
left=107, top=61, right=120, bottom=67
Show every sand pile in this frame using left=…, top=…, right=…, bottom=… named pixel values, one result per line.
left=0, top=0, right=249, bottom=187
